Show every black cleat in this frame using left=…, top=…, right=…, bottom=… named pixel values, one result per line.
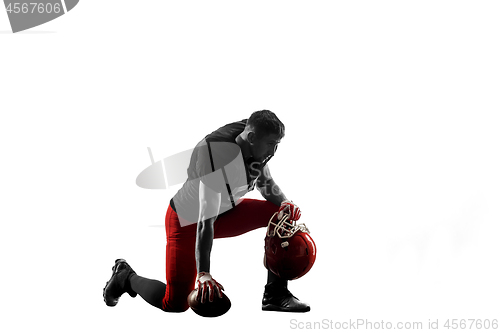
left=262, top=288, right=310, bottom=312
left=103, top=259, right=137, bottom=307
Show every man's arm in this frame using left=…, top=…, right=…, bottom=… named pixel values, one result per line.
left=257, top=165, right=302, bottom=221
left=256, top=165, right=287, bottom=206
left=195, top=180, right=221, bottom=274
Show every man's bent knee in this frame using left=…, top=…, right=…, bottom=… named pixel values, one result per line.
left=161, top=300, right=190, bottom=313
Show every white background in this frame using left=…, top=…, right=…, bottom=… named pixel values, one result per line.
left=1, top=1, right=499, bottom=332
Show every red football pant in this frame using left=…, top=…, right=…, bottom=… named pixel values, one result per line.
left=162, top=198, right=278, bottom=312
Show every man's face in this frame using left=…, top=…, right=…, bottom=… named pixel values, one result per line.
left=249, top=132, right=282, bottom=164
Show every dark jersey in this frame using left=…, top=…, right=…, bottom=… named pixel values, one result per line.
left=171, top=119, right=266, bottom=226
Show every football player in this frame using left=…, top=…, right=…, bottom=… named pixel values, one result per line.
left=103, top=110, right=310, bottom=313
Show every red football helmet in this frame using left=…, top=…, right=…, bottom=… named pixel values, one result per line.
left=264, top=212, right=316, bottom=280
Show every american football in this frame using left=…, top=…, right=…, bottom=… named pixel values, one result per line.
left=187, top=289, right=231, bottom=317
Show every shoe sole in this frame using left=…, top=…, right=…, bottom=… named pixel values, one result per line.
left=262, top=304, right=311, bottom=312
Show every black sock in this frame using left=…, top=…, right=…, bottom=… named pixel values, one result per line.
left=265, top=270, right=288, bottom=291
left=129, top=274, right=166, bottom=310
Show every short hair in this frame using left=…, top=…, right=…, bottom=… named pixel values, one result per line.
left=246, top=110, right=285, bottom=139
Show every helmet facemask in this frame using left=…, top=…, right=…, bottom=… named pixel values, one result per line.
left=266, top=212, right=310, bottom=240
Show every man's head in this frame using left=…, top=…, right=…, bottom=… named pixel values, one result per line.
left=243, top=110, right=285, bottom=164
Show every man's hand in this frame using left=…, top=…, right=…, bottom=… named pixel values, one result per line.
left=196, top=272, right=224, bottom=303
left=277, top=200, right=301, bottom=221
